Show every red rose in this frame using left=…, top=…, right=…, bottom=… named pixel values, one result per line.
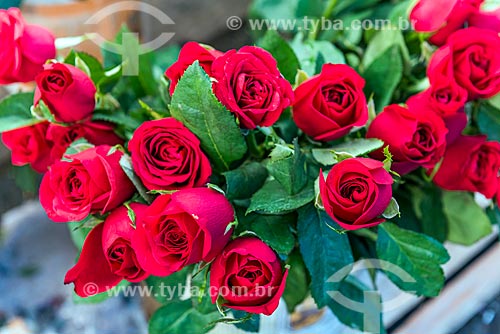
left=211, top=46, right=294, bottom=129
left=410, top=0, right=483, bottom=46
left=34, top=63, right=97, bottom=123
left=293, top=64, right=368, bottom=142
left=128, top=118, right=212, bottom=191
left=47, top=121, right=123, bottom=162
left=407, top=75, right=468, bottom=118
left=433, top=135, right=500, bottom=198
left=210, top=237, right=288, bottom=316
left=366, top=104, right=448, bottom=175
left=1, top=122, right=52, bottom=173
left=132, top=188, right=234, bottom=276
left=469, top=8, right=500, bottom=32
left=428, top=27, right=500, bottom=100
left=165, top=42, right=223, bottom=95
left=39, top=145, right=135, bottom=223
left=319, top=158, right=393, bottom=230
left=0, top=8, right=55, bottom=84
left=65, top=204, right=149, bottom=297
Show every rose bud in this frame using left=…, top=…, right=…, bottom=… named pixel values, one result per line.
left=47, top=121, right=123, bottom=163
left=132, top=188, right=234, bottom=276
left=39, top=145, right=135, bottom=223
left=428, top=27, right=500, bottom=100
left=65, top=204, right=149, bottom=297
left=128, top=118, right=212, bottom=191
left=469, top=8, right=500, bottom=32
left=211, top=46, right=294, bottom=129
left=293, top=64, right=368, bottom=142
left=165, top=42, right=223, bottom=95
left=407, top=74, right=468, bottom=118
left=0, top=8, right=55, bottom=84
left=409, top=0, right=482, bottom=46
left=319, top=158, right=394, bottom=230
left=433, top=135, right=500, bottom=199
left=366, top=104, right=448, bottom=175
left=1, top=122, right=52, bottom=173
left=210, top=237, right=288, bottom=316
left=34, top=63, right=97, bottom=123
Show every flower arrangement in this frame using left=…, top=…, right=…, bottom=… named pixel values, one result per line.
left=1, top=0, right=500, bottom=333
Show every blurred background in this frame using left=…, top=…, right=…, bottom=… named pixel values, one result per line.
left=0, top=1, right=499, bottom=334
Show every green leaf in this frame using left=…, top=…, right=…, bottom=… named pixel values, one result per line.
left=238, top=212, right=296, bottom=255
left=145, top=267, right=191, bottom=304
left=291, top=33, right=345, bottom=76
left=297, top=204, right=354, bottom=308
left=267, top=139, right=307, bottom=195
left=11, top=165, right=41, bottom=193
left=64, top=50, right=105, bottom=84
left=170, top=62, right=247, bottom=171
left=0, top=0, right=22, bottom=9
left=223, top=162, right=268, bottom=200
left=149, top=300, right=220, bottom=334
left=477, top=102, right=500, bottom=142
left=119, top=154, right=154, bottom=204
left=64, top=138, right=93, bottom=157
left=327, top=275, right=385, bottom=333
left=362, top=29, right=410, bottom=71
left=0, top=92, right=41, bottom=133
left=412, top=185, right=448, bottom=242
left=363, top=45, right=403, bottom=112
left=247, top=180, right=315, bottom=215
left=296, top=0, right=326, bottom=17
left=312, top=138, right=384, bottom=166
left=283, top=250, right=309, bottom=312
left=73, top=280, right=130, bottom=304
left=258, top=30, right=300, bottom=83
left=382, top=197, right=400, bottom=219
left=232, top=310, right=260, bottom=333
left=92, top=109, right=141, bottom=131
left=377, top=222, right=450, bottom=297
left=442, top=191, right=493, bottom=245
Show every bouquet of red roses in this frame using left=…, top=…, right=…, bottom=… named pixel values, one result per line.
left=1, top=0, right=500, bottom=332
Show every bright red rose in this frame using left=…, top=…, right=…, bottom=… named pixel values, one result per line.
left=211, top=46, right=294, bottom=129
left=407, top=75, right=468, bottom=118
left=433, top=135, right=500, bottom=198
left=39, top=145, right=135, bottom=223
left=165, top=42, right=223, bottom=95
left=1, top=122, right=52, bottom=173
left=47, top=121, right=123, bottom=163
left=34, top=63, right=97, bottom=123
left=428, top=28, right=500, bottom=100
left=366, top=104, right=448, bottom=175
left=469, top=8, right=500, bottom=32
left=0, top=8, right=55, bottom=84
left=65, top=204, right=149, bottom=297
left=293, top=64, right=368, bottom=142
left=132, top=188, right=234, bottom=276
left=319, top=158, right=393, bottom=230
left=128, top=118, right=211, bottom=191
left=210, top=237, right=288, bottom=316
left=410, top=0, right=483, bottom=46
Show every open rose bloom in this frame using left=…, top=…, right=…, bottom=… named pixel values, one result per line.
left=1, top=2, right=500, bottom=333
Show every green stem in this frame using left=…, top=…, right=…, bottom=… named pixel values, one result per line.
left=323, top=0, right=338, bottom=19
left=352, top=229, right=378, bottom=242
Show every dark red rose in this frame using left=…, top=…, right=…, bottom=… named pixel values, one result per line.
left=39, top=145, right=135, bottom=223
left=0, top=8, right=55, bottom=84
left=407, top=75, right=468, bottom=118
left=293, top=64, right=368, bottom=142
left=433, top=135, right=500, bottom=198
left=165, top=42, right=223, bottom=95
left=469, top=8, right=500, bottom=32
left=132, top=188, right=234, bottom=276
left=47, top=121, right=123, bottom=162
left=1, top=122, right=52, bottom=173
left=410, top=0, right=483, bottom=46
left=211, top=46, right=294, bottom=129
left=319, top=158, right=393, bottom=230
left=366, top=104, right=448, bottom=175
left=34, top=63, right=97, bottom=123
left=65, top=203, right=149, bottom=297
left=428, top=27, right=500, bottom=100
left=210, top=237, right=288, bottom=316
left=128, top=118, right=212, bottom=191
